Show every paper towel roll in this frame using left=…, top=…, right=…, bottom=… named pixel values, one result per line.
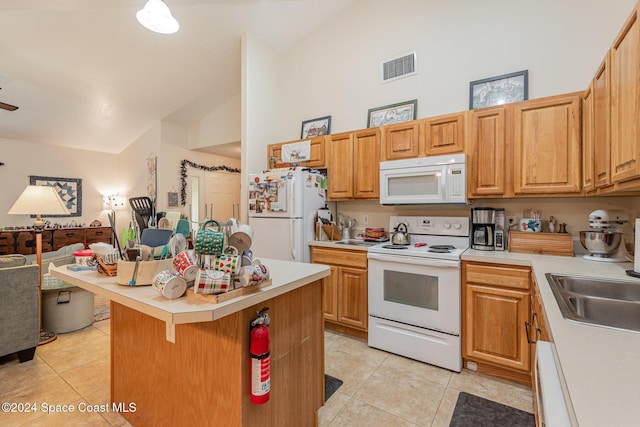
left=634, top=219, right=640, bottom=273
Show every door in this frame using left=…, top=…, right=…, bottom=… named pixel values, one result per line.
left=353, top=128, right=380, bottom=199
left=423, top=112, right=466, bottom=156
left=368, top=254, right=461, bottom=334
left=327, top=132, right=354, bottom=199
left=203, top=172, right=240, bottom=223
left=248, top=217, right=304, bottom=262
left=337, top=266, right=368, bottom=330
left=382, top=121, right=420, bottom=160
left=469, top=106, right=510, bottom=197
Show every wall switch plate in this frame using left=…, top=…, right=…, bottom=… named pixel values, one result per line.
left=363, top=215, right=369, bottom=225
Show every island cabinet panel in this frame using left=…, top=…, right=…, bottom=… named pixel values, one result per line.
left=610, top=6, right=640, bottom=184
left=381, top=121, right=421, bottom=161
left=513, top=94, right=582, bottom=195
left=111, top=280, right=324, bottom=426
left=468, top=106, right=511, bottom=198
left=422, top=112, right=466, bottom=156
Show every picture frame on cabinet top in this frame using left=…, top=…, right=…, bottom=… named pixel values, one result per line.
left=469, top=70, right=528, bottom=109
left=301, top=115, right=331, bottom=139
left=367, top=99, right=417, bottom=127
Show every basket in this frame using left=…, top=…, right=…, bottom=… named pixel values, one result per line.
left=116, top=258, right=174, bottom=286
left=365, top=228, right=385, bottom=239
left=94, top=255, right=118, bottom=277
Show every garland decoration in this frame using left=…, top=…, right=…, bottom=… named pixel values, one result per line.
left=180, top=160, right=241, bottom=206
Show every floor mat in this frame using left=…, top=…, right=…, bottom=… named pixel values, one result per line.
left=449, top=392, right=535, bottom=427
left=94, top=294, right=110, bottom=322
left=325, top=374, right=343, bottom=402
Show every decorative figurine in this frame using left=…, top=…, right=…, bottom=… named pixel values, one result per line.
left=548, top=216, right=556, bottom=233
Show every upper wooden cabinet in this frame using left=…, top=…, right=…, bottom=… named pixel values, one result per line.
left=593, top=53, right=612, bottom=190
left=513, top=93, right=582, bottom=195
left=381, top=121, right=420, bottom=161
left=422, top=111, right=466, bottom=156
left=468, top=106, right=511, bottom=198
left=266, top=136, right=326, bottom=169
left=610, top=6, right=640, bottom=185
left=582, top=84, right=595, bottom=193
left=327, top=128, right=380, bottom=200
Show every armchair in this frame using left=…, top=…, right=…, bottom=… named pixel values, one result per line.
left=0, top=255, right=39, bottom=362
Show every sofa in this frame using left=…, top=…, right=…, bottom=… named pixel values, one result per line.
left=0, top=255, right=39, bottom=362
left=0, top=243, right=86, bottom=362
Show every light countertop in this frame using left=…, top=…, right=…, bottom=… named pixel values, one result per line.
left=51, top=258, right=330, bottom=342
left=308, top=239, right=375, bottom=251
left=463, top=249, right=640, bottom=427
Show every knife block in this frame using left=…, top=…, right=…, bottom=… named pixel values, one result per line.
left=321, top=224, right=342, bottom=241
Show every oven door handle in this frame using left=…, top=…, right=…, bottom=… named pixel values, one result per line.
left=367, top=253, right=460, bottom=268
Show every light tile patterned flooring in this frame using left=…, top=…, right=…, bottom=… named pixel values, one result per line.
left=0, top=321, right=533, bottom=426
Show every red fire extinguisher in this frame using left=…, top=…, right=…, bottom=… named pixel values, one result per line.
left=250, top=307, right=270, bottom=405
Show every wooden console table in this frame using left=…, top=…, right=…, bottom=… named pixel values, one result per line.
left=0, top=226, right=112, bottom=255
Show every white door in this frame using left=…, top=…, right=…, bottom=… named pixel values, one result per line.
left=203, top=172, right=241, bottom=222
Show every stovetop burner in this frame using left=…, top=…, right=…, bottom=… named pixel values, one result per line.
left=382, top=244, right=409, bottom=249
left=428, top=244, right=456, bottom=253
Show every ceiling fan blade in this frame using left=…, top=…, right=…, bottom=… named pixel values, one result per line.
left=0, top=101, right=18, bottom=111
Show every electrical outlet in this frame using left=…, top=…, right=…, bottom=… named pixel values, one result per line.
left=506, top=216, right=517, bottom=227
left=363, top=215, right=369, bottom=225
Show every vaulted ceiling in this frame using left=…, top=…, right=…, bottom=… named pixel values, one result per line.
left=0, top=0, right=354, bottom=154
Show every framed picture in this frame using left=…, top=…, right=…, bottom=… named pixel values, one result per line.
left=300, top=116, right=331, bottom=139
left=367, top=99, right=417, bottom=127
left=29, top=175, right=82, bottom=217
left=469, top=70, right=528, bottom=109
left=167, top=191, right=179, bottom=208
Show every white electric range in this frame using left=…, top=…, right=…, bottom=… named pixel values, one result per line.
left=367, top=215, right=469, bottom=372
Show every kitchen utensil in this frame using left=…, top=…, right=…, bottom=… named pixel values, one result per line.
left=129, top=197, right=154, bottom=232
left=107, top=212, right=124, bottom=260
left=140, top=228, right=174, bottom=248
left=579, top=231, right=622, bottom=256
left=129, top=257, right=141, bottom=286
left=580, top=209, right=630, bottom=262
left=391, top=223, right=410, bottom=245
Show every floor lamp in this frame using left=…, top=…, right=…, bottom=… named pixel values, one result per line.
left=9, top=185, right=70, bottom=345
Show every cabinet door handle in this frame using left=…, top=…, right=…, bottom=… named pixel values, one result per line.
left=525, top=312, right=538, bottom=344
left=95, top=231, right=103, bottom=236
left=66, top=233, right=74, bottom=238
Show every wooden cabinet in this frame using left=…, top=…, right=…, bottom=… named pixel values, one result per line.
left=422, top=111, right=466, bottom=156
left=327, top=128, right=380, bottom=200
left=463, top=261, right=532, bottom=384
left=610, top=6, right=640, bottom=184
left=0, top=227, right=112, bottom=255
left=468, top=106, right=511, bottom=197
left=381, top=121, right=420, bottom=161
left=582, top=84, right=595, bottom=193
left=311, top=246, right=368, bottom=337
left=593, top=53, right=612, bottom=190
left=266, top=136, right=326, bottom=169
left=513, top=93, right=582, bottom=195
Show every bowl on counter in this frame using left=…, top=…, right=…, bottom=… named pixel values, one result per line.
left=579, top=230, right=622, bottom=256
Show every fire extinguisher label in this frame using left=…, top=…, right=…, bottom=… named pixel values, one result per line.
left=251, top=355, right=270, bottom=396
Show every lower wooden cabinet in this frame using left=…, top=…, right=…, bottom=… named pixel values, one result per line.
left=462, top=261, right=532, bottom=384
left=311, top=246, right=368, bottom=337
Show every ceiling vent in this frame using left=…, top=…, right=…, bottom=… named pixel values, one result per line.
left=381, top=51, right=417, bottom=83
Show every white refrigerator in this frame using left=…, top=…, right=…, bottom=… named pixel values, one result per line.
left=248, top=169, right=326, bottom=263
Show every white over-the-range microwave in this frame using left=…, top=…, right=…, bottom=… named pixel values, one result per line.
left=379, top=153, right=467, bottom=205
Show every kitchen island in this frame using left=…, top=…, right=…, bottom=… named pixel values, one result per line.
left=463, top=249, right=640, bottom=427
left=51, top=259, right=330, bottom=426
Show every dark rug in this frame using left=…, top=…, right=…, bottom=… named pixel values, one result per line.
left=449, top=392, right=535, bottom=427
left=325, top=374, right=343, bottom=402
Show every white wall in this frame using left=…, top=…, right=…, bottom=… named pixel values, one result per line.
left=277, top=0, right=637, bottom=140
left=0, top=137, right=118, bottom=228
left=189, top=94, right=241, bottom=150
left=241, top=32, right=283, bottom=221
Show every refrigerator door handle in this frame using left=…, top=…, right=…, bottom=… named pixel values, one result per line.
left=287, top=176, right=296, bottom=261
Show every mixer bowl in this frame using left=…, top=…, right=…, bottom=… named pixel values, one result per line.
left=579, top=230, right=622, bottom=256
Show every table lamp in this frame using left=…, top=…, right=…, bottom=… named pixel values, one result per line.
left=9, top=185, right=70, bottom=345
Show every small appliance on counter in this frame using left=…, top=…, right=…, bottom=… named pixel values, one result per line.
left=471, top=207, right=495, bottom=251
left=580, top=209, right=631, bottom=262
left=494, top=208, right=506, bottom=251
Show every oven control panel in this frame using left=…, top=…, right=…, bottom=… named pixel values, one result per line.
left=389, top=216, right=469, bottom=237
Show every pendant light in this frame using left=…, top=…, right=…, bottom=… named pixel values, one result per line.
left=136, top=0, right=180, bottom=34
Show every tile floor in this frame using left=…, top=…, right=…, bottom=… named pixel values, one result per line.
left=0, top=321, right=533, bottom=426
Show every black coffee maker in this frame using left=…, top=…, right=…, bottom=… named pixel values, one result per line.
left=471, top=207, right=495, bottom=251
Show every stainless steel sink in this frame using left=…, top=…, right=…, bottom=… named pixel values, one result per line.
left=546, top=273, right=640, bottom=333
left=334, top=240, right=377, bottom=247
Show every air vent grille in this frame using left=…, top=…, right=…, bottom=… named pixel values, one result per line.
left=382, top=52, right=417, bottom=83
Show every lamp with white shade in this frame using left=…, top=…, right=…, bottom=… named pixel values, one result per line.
left=9, top=185, right=71, bottom=345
